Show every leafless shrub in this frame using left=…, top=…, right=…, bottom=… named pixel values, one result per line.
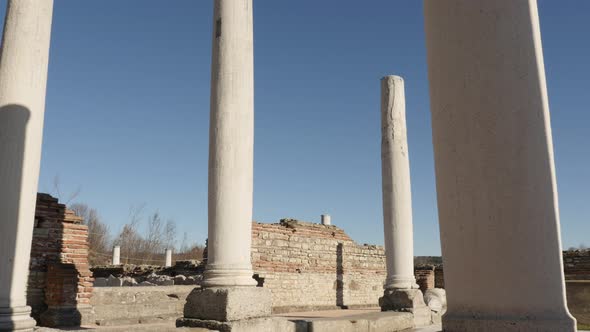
left=52, top=175, right=81, bottom=205
left=70, top=203, right=111, bottom=265
left=69, top=200, right=203, bottom=266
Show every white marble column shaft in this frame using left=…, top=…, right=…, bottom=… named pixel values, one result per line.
left=0, top=1, right=53, bottom=331
left=424, top=0, right=575, bottom=330
left=380, top=76, right=418, bottom=291
left=203, top=0, right=256, bottom=288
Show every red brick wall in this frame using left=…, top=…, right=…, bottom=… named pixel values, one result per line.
left=434, top=266, right=445, bottom=288
left=415, top=266, right=435, bottom=292
left=28, top=194, right=93, bottom=326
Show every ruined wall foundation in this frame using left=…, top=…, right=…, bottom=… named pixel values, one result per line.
left=28, top=194, right=93, bottom=327
left=251, top=219, right=386, bottom=312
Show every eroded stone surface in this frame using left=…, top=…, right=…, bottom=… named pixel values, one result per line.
left=183, top=287, right=271, bottom=322
left=424, top=288, right=446, bottom=313
left=380, top=75, right=419, bottom=291
left=380, top=289, right=431, bottom=327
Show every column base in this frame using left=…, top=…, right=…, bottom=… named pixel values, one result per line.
left=379, top=289, right=431, bottom=327
left=181, top=287, right=271, bottom=322
left=442, top=313, right=577, bottom=332
left=0, top=306, right=36, bottom=332
left=384, top=276, right=420, bottom=290
left=202, top=267, right=257, bottom=287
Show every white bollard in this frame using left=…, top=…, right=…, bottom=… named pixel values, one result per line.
left=165, top=248, right=172, bottom=267
left=112, top=245, right=121, bottom=265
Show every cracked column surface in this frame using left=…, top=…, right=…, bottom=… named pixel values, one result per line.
left=424, top=0, right=576, bottom=331
left=0, top=1, right=53, bottom=331
left=378, top=77, right=429, bottom=326
left=380, top=76, right=419, bottom=291
left=203, top=0, right=256, bottom=288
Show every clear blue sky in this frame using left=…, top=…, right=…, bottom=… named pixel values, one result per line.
left=2, top=1, right=588, bottom=255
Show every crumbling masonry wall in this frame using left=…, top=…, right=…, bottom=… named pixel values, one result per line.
left=28, top=194, right=93, bottom=326
left=414, top=266, right=435, bottom=292
left=251, top=220, right=386, bottom=313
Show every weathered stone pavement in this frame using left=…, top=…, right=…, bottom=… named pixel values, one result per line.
left=35, top=308, right=422, bottom=331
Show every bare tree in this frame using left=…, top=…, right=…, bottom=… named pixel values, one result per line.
left=114, top=218, right=142, bottom=264
left=164, top=219, right=176, bottom=250
left=179, top=232, right=189, bottom=253
left=141, top=211, right=164, bottom=263
left=66, top=199, right=196, bottom=266
left=70, top=202, right=111, bottom=265
left=52, top=174, right=82, bottom=205
left=175, top=243, right=206, bottom=262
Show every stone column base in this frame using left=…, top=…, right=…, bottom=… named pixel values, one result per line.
left=442, top=314, right=577, bottom=332
left=379, top=289, right=431, bottom=327
left=177, top=287, right=272, bottom=330
left=0, top=306, right=37, bottom=332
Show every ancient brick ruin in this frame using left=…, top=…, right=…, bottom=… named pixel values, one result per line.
left=24, top=195, right=590, bottom=329
left=414, top=266, right=435, bottom=292
left=251, top=219, right=386, bottom=312
left=28, top=194, right=93, bottom=327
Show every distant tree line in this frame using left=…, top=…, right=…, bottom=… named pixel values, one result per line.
left=69, top=202, right=205, bottom=266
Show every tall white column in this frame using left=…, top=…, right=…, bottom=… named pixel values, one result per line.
left=378, top=77, right=429, bottom=326
left=380, top=76, right=418, bottom=291
left=179, top=1, right=272, bottom=326
left=424, top=0, right=576, bottom=330
left=165, top=249, right=172, bottom=268
left=112, top=246, right=120, bottom=265
left=203, top=0, right=256, bottom=288
left=321, top=214, right=331, bottom=226
left=0, top=1, right=53, bottom=331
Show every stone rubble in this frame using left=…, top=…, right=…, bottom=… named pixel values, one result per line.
left=94, top=273, right=201, bottom=287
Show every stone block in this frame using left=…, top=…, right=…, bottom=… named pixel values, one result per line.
left=122, top=277, right=138, bottom=287
left=307, top=311, right=413, bottom=332
left=107, top=275, right=123, bottom=287
left=379, top=289, right=426, bottom=311
left=424, top=288, right=446, bottom=313
left=177, top=317, right=303, bottom=332
left=174, top=275, right=187, bottom=285
left=94, top=277, right=107, bottom=287
left=182, top=287, right=271, bottom=322
left=379, top=289, right=431, bottom=327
